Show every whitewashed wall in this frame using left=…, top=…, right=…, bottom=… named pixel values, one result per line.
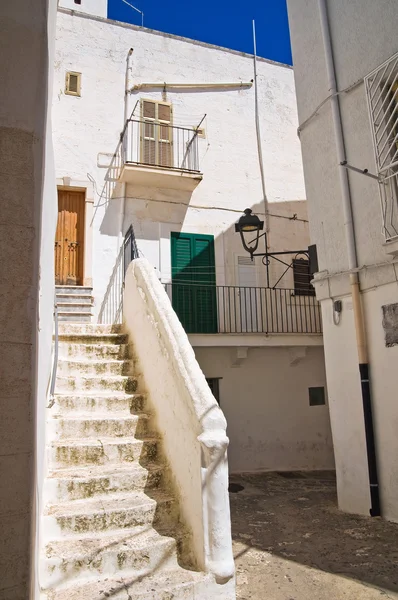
left=194, top=346, right=334, bottom=473
left=53, top=9, right=306, bottom=314
left=0, top=0, right=58, bottom=598
left=287, top=0, right=398, bottom=520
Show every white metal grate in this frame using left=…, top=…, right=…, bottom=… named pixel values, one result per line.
left=365, top=52, right=398, bottom=240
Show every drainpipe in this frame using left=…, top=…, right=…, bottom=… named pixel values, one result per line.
left=317, top=0, right=380, bottom=517
left=124, top=48, right=134, bottom=124
left=119, top=48, right=133, bottom=252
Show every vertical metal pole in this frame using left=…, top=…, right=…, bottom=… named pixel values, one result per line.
left=253, top=20, right=269, bottom=234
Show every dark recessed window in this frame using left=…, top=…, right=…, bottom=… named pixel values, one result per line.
left=206, top=378, right=221, bottom=404
left=309, top=386, right=326, bottom=406
left=74, top=0, right=82, bottom=4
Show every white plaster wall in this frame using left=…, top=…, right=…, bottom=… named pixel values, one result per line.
left=193, top=345, right=334, bottom=473
left=287, top=0, right=398, bottom=520
left=287, top=0, right=398, bottom=274
left=0, top=0, right=58, bottom=597
left=53, top=9, right=306, bottom=313
left=58, top=0, right=107, bottom=18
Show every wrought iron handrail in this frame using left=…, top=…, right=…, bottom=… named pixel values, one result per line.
left=164, top=282, right=322, bottom=335
left=98, top=224, right=140, bottom=324
left=121, top=118, right=200, bottom=173
left=48, top=290, right=59, bottom=408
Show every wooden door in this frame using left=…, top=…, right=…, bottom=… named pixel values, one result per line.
left=55, top=190, right=85, bottom=285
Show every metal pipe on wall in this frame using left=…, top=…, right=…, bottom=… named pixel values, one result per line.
left=252, top=19, right=269, bottom=234
left=124, top=48, right=134, bottom=124
left=317, top=0, right=380, bottom=517
left=130, top=81, right=253, bottom=92
left=120, top=48, right=134, bottom=253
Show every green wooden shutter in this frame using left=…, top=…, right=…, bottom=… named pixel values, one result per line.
left=171, top=232, right=218, bottom=333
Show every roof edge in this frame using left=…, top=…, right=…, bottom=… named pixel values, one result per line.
left=57, top=7, right=292, bottom=70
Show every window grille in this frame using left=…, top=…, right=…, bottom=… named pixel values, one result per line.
left=365, top=52, right=398, bottom=240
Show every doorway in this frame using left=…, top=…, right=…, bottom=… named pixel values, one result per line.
left=171, top=231, right=218, bottom=333
left=55, top=190, right=85, bottom=285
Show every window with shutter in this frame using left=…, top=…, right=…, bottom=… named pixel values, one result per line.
left=171, top=232, right=217, bottom=333
left=292, top=258, right=315, bottom=296
left=141, top=99, right=173, bottom=168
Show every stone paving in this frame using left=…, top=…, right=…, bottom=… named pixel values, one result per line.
left=229, top=472, right=398, bottom=600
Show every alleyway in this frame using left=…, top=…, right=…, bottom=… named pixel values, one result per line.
left=230, top=472, right=398, bottom=599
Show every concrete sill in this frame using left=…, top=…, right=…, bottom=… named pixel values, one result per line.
left=383, top=237, right=398, bottom=257
left=119, top=163, right=203, bottom=192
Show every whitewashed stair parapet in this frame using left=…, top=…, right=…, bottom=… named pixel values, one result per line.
left=123, top=259, right=235, bottom=588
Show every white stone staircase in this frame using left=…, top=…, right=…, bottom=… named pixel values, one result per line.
left=41, top=323, right=213, bottom=599
left=55, top=286, right=93, bottom=323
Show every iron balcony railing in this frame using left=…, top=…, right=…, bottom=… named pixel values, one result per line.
left=164, top=283, right=322, bottom=335
left=121, top=118, right=200, bottom=173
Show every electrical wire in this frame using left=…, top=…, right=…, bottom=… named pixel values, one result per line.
left=297, top=77, right=364, bottom=137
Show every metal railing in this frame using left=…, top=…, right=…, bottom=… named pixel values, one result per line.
left=48, top=291, right=59, bottom=409
left=121, top=118, right=200, bottom=172
left=164, top=283, right=322, bottom=334
left=98, top=225, right=140, bottom=324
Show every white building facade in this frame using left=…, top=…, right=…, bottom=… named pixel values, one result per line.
left=287, top=0, right=398, bottom=521
left=52, top=3, right=334, bottom=474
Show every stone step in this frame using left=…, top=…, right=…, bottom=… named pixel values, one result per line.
left=45, top=463, right=164, bottom=501
left=55, top=374, right=138, bottom=393
left=58, top=323, right=122, bottom=335
left=48, top=413, right=151, bottom=440
left=50, top=436, right=159, bottom=468
left=43, top=490, right=177, bottom=538
left=53, top=393, right=146, bottom=414
left=41, top=567, right=210, bottom=600
left=56, top=294, right=93, bottom=305
left=58, top=313, right=92, bottom=323
left=58, top=342, right=131, bottom=360
left=40, top=526, right=179, bottom=589
left=58, top=333, right=128, bottom=345
left=57, top=303, right=92, bottom=314
left=56, top=286, right=93, bottom=296
left=57, top=358, right=133, bottom=377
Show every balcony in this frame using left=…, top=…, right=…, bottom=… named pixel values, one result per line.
left=118, top=118, right=203, bottom=192
left=164, top=283, right=322, bottom=342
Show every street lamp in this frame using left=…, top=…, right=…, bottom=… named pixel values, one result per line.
left=234, top=208, right=264, bottom=257
left=235, top=208, right=318, bottom=290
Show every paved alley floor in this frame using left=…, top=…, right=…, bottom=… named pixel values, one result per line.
left=229, top=472, right=398, bottom=600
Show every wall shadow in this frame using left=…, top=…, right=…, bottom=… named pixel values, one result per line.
left=229, top=471, right=398, bottom=595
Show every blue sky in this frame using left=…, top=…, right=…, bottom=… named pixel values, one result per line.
left=107, top=0, right=292, bottom=65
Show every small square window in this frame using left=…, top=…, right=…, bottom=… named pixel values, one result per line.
left=74, top=0, right=82, bottom=4
left=309, top=386, right=326, bottom=406
left=206, top=378, right=221, bottom=404
left=65, top=71, right=81, bottom=96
